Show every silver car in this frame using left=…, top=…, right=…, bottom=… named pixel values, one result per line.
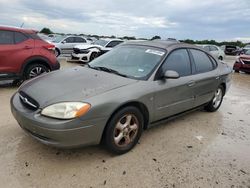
left=11, top=40, right=232, bottom=154
left=52, top=35, right=90, bottom=57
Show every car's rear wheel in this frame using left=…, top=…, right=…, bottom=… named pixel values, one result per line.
left=103, top=106, right=144, bottom=154
left=55, top=49, right=60, bottom=57
left=205, top=85, right=224, bottom=112
left=24, top=63, right=50, bottom=80
left=90, top=52, right=98, bottom=62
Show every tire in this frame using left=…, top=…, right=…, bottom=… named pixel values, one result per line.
left=204, top=85, right=224, bottom=112
left=24, top=63, right=50, bottom=80
left=55, top=48, right=60, bottom=57
left=89, top=52, right=98, bottom=62
left=103, top=106, right=144, bottom=154
left=234, top=70, right=239, bottom=73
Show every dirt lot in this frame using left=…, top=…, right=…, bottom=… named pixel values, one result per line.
left=0, top=56, right=250, bottom=188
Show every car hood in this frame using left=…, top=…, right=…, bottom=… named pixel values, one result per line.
left=74, top=44, right=103, bottom=50
left=240, top=55, right=250, bottom=60
left=19, top=67, right=137, bottom=108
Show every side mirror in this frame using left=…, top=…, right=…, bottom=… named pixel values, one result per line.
left=164, top=70, right=180, bottom=79
left=62, top=40, right=66, bottom=44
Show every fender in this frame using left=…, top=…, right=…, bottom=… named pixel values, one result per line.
left=20, top=56, right=52, bottom=76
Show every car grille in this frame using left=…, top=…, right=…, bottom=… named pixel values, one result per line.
left=71, top=56, right=80, bottom=60
left=19, top=91, right=39, bottom=110
left=242, top=60, right=250, bottom=64
left=73, top=48, right=81, bottom=54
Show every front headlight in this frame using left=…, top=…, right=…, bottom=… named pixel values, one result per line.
left=41, top=102, right=91, bottom=119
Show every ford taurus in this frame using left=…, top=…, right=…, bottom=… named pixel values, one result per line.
left=11, top=40, right=232, bottom=154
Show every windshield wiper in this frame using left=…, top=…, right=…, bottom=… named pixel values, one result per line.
left=90, top=66, right=128, bottom=78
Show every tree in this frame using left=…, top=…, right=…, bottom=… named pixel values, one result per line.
left=151, top=35, right=161, bottom=40
left=40, top=28, right=53, bottom=35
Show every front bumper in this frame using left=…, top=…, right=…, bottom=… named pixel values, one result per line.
left=71, top=53, right=89, bottom=63
left=233, top=62, right=250, bottom=73
left=11, top=92, right=107, bottom=148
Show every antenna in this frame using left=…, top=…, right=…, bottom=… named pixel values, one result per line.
left=20, top=23, right=24, bottom=28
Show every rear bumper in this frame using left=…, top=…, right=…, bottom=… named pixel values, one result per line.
left=11, top=92, right=107, bottom=148
left=51, top=60, right=60, bottom=71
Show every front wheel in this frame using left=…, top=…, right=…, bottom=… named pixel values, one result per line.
left=103, top=106, right=144, bottom=154
left=205, top=86, right=224, bottom=112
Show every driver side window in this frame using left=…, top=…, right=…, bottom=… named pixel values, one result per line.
left=162, top=49, right=192, bottom=77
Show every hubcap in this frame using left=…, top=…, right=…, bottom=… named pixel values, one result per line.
left=114, top=114, right=139, bottom=147
left=29, top=67, right=48, bottom=78
left=212, top=88, right=223, bottom=108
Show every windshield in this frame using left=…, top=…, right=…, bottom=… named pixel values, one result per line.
left=244, top=50, right=250, bottom=55
left=94, top=39, right=109, bottom=47
left=52, top=35, right=65, bottom=43
left=89, top=45, right=166, bottom=80
left=245, top=45, right=250, bottom=48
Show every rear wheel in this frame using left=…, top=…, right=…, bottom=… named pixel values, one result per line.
left=103, top=106, right=144, bottom=154
left=55, top=49, right=60, bottom=57
left=205, top=86, right=224, bottom=112
left=24, top=63, right=50, bottom=80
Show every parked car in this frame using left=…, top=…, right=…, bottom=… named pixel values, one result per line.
left=198, top=44, right=225, bottom=60
left=11, top=40, right=232, bottom=154
left=52, top=35, right=91, bottom=57
left=0, top=26, right=60, bottom=82
left=220, top=45, right=240, bottom=55
left=71, top=38, right=123, bottom=63
left=233, top=49, right=250, bottom=73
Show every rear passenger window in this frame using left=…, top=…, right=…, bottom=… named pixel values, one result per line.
left=162, top=49, right=191, bottom=77
left=74, top=37, right=86, bottom=43
left=190, top=49, right=214, bottom=73
left=0, top=30, right=14, bottom=44
left=15, top=32, right=28, bottom=43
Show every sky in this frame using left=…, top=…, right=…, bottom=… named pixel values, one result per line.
left=0, top=0, right=250, bottom=42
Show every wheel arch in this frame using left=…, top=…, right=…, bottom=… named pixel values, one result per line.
left=21, top=56, right=52, bottom=76
left=100, top=101, right=150, bottom=143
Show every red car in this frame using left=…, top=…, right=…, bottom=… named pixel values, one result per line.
left=0, top=26, right=60, bottom=83
left=233, top=50, right=250, bottom=73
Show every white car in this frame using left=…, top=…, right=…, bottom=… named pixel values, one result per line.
left=71, top=39, right=123, bottom=63
left=197, top=44, right=225, bottom=61
left=198, top=45, right=225, bottom=60
left=51, top=35, right=91, bottom=57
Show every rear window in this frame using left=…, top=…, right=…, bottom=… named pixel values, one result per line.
left=0, top=30, right=14, bottom=44
left=15, top=32, right=28, bottom=43
left=190, top=49, right=214, bottom=73
left=29, top=33, right=41, bottom=40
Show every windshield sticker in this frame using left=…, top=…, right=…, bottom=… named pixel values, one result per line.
left=145, top=49, right=164, bottom=56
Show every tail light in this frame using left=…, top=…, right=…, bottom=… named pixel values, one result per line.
left=43, top=44, right=55, bottom=53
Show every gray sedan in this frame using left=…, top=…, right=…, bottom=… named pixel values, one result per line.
left=11, top=40, right=232, bottom=154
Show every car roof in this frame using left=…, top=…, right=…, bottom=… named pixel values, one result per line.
left=122, top=40, right=195, bottom=50
left=0, top=25, right=37, bottom=34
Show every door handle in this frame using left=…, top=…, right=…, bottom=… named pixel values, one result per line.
left=216, top=76, right=220, bottom=80
left=187, top=81, right=196, bottom=87
left=24, top=46, right=32, bottom=49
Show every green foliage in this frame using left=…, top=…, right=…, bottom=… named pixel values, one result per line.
left=40, top=28, right=53, bottom=35
left=180, top=39, right=246, bottom=47
left=151, top=35, right=161, bottom=40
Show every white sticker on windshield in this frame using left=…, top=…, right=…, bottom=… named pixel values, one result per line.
left=145, top=49, right=164, bottom=56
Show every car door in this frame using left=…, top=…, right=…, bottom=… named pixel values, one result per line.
left=188, top=49, right=219, bottom=107
left=209, top=46, right=219, bottom=59
left=104, top=41, right=123, bottom=52
left=0, top=30, right=33, bottom=76
left=61, top=37, right=75, bottom=54
left=153, top=48, right=195, bottom=121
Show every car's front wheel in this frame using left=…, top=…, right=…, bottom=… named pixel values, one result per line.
left=24, top=63, right=50, bottom=80
left=205, top=85, right=224, bottom=112
left=103, top=106, right=144, bottom=154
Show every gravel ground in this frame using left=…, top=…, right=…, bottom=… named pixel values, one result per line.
left=0, top=56, right=249, bottom=188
